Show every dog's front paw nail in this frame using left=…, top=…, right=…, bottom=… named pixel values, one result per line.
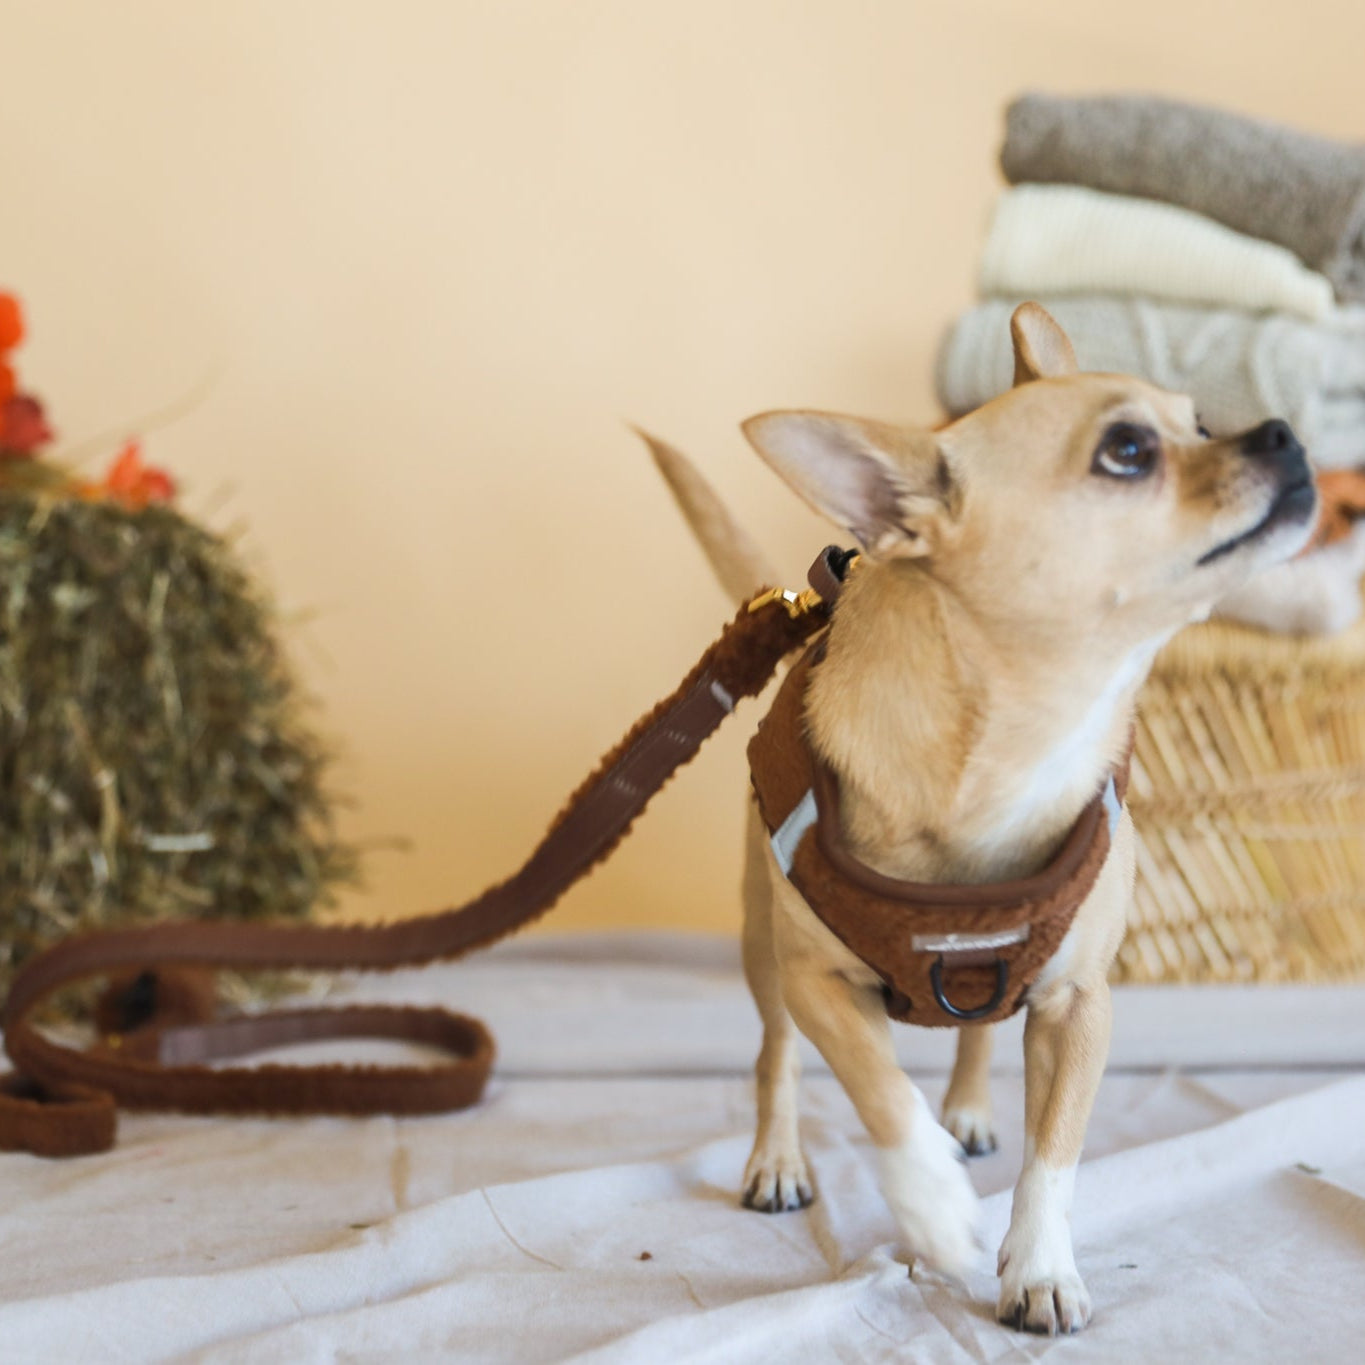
left=942, top=1105, right=997, bottom=1158
left=741, top=1149, right=814, bottom=1213
left=997, top=1275, right=1091, bottom=1336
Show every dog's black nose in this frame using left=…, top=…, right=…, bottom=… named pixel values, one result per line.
left=1240, top=418, right=1309, bottom=485
left=1241, top=419, right=1301, bottom=459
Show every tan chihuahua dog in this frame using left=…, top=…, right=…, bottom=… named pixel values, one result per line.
left=644, top=303, right=1316, bottom=1335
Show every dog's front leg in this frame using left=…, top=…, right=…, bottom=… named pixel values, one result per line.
left=776, top=945, right=980, bottom=1276
left=998, top=813, right=1131, bottom=1335
left=997, top=974, right=1111, bottom=1335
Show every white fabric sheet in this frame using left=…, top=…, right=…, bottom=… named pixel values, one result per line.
left=1, top=932, right=1363, bottom=1362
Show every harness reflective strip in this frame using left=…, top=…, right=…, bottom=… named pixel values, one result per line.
left=1102, top=774, right=1122, bottom=835
left=770, top=788, right=818, bottom=876
left=911, top=926, right=1031, bottom=953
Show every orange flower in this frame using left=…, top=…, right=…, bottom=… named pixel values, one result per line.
left=104, top=441, right=177, bottom=509
left=0, top=294, right=51, bottom=457
left=0, top=395, right=52, bottom=457
left=0, top=294, right=22, bottom=353
left=1304, top=468, right=1365, bottom=553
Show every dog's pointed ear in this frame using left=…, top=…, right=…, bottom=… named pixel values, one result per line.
left=741, top=411, right=959, bottom=560
left=1011, top=301, right=1078, bottom=385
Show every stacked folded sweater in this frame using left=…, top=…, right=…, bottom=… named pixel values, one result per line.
left=935, top=92, right=1365, bottom=634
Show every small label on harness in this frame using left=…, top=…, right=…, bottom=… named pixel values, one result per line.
left=911, top=926, right=1031, bottom=954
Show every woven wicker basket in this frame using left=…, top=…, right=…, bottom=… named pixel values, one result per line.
left=1121, top=606, right=1365, bottom=984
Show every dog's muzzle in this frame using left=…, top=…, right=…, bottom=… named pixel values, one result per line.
left=1198, top=420, right=1317, bottom=566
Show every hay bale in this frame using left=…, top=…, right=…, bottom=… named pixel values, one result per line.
left=0, top=489, right=358, bottom=994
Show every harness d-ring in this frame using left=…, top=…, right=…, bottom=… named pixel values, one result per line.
left=930, top=955, right=1010, bottom=1021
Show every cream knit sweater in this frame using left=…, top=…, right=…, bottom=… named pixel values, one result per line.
left=979, top=185, right=1335, bottom=322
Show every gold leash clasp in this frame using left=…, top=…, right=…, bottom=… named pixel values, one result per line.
left=747, top=586, right=823, bottom=619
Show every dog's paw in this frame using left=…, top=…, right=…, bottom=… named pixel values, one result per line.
left=941, top=1104, right=997, bottom=1157
left=877, top=1106, right=981, bottom=1279
left=741, top=1146, right=814, bottom=1213
left=996, top=1160, right=1087, bottom=1333
left=996, top=1273, right=1091, bottom=1336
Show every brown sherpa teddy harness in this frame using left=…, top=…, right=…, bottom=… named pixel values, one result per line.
left=0, top=548, right=1125, bottom=1158
left=749, top=642, right=1128, bottom=1028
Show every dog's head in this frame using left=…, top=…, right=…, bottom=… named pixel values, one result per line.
left=742, top=302, right=1317, bottom=644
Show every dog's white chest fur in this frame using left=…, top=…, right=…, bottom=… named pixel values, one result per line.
left=966, top=632, right=1171, bottom=871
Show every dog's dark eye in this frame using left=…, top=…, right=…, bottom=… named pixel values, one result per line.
left=1197, top=421, right=1212, bottom=439
left=1093, top=423, right=1159, bottom=480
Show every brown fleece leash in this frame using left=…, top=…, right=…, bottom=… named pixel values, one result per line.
left=0, top=554, right=848, bottom=1158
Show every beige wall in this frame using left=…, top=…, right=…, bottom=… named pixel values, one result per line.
left=3, top=1, right=1359, bottom=934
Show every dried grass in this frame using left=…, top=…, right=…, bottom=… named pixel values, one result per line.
left=0, top=488, right=358, bottom=997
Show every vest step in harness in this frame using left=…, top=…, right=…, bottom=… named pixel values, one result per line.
left=748, top=643, right=1129, bottom=1029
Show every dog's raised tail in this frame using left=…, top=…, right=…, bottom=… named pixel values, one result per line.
left=632, top=426, right=779, bottom=608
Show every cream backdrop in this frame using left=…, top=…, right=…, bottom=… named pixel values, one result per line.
left=1, top=1, right=1359, bottom=934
